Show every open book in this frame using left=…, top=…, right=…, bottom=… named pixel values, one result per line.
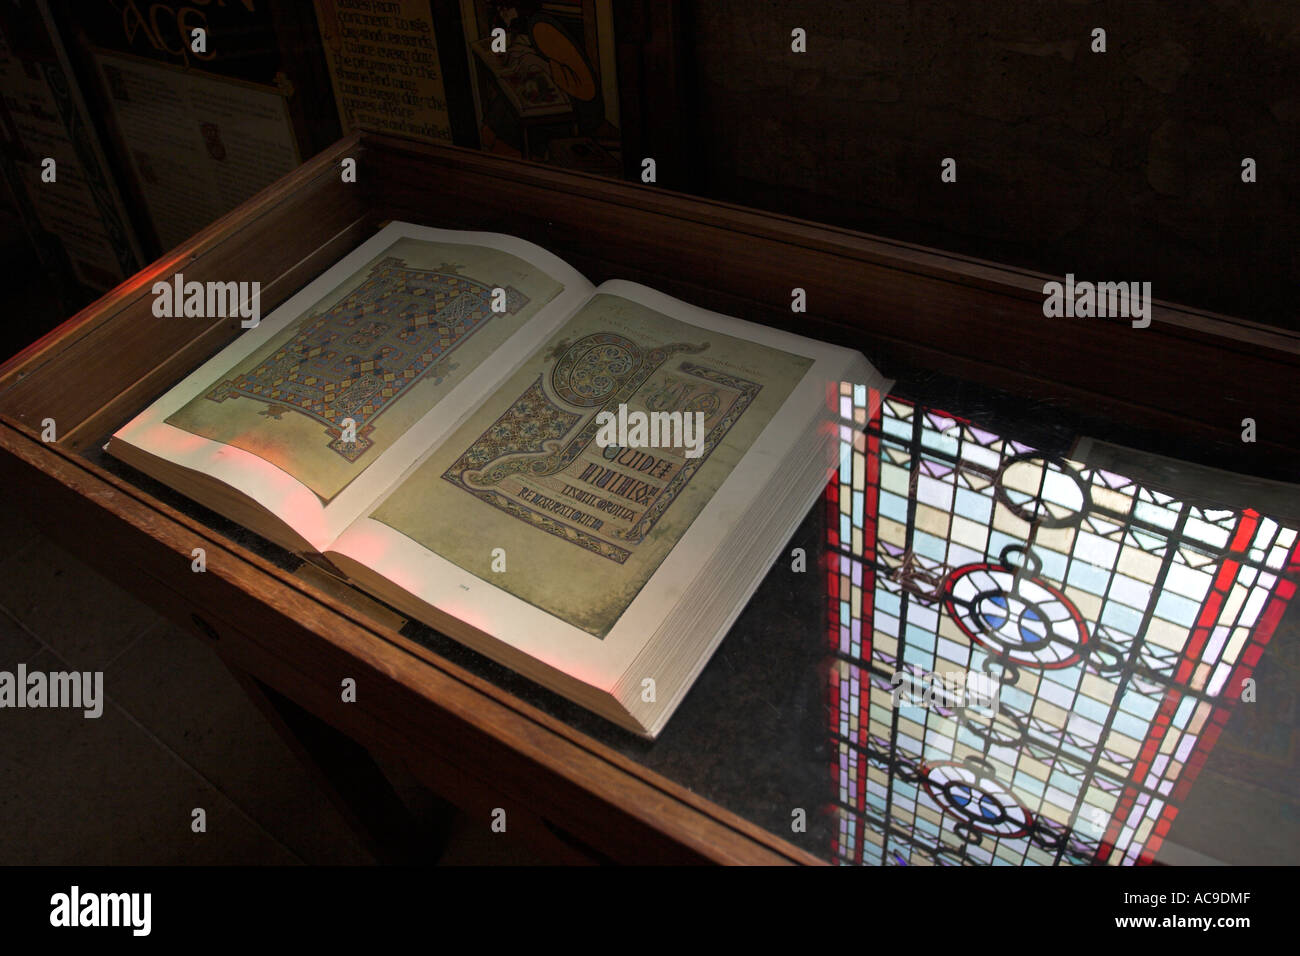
left=109, top=222, right=889, bottom=736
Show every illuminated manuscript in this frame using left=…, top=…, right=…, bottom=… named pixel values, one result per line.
left=165, top=238, right=564, bottom=502
left=371, top=293, right=814, bottom=636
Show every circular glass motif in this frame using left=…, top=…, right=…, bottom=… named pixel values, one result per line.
left=943, top=563, right=1088, bottom=668
left=922, top=762, right=1032, bottom=837
left=550, top=333, right=642, bottom=407
left=994, top=454, right=1090, bottom=528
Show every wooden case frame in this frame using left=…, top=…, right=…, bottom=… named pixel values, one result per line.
left=1, top=132, right=1296, bottom=865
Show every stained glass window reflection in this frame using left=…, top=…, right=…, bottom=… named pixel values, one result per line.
left=827, top=384, right=1299, bottom=865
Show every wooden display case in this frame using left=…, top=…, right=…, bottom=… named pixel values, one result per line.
left=1, top=131, right=1296, bottom=864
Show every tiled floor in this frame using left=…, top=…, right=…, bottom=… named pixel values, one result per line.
left=0, top=510, right=540, bottom=865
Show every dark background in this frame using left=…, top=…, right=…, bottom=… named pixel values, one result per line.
left=3, top=0, right=1297, bottom=363
left=683, top=0, right=1298, bottom=328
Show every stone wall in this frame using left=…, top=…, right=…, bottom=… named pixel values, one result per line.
left=687, top=0, right=1298, bottom=326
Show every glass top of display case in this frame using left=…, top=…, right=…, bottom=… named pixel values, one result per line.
left=89, top=349, right=1299, bottom=866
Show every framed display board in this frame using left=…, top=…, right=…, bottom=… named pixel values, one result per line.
left=51, top=0, right=340, bottom=256
left=0, top=0, right=142, bottom=291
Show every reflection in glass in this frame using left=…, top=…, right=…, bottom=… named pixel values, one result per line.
left=827, top=385, right=1298, bottom=865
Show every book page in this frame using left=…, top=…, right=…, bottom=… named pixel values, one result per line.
left=111, top=222, right=593, bottom=552
left=367, top=288, right=815, bottom=636
left=165, top=236, right=566, bottom=503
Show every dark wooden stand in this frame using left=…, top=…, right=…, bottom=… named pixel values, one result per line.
left=2, top=132, right=1295, bottom=864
